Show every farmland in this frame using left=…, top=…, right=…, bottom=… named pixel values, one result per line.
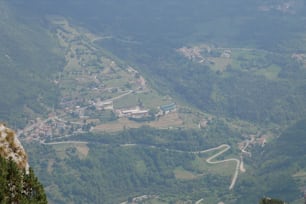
left=19, top=17, right=214, bottom=143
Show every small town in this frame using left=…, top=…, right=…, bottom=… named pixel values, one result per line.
left=18, top=18, right=180, bottom=143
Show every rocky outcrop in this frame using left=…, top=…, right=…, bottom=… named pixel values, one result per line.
left=0, top=123, right=29, bottom=172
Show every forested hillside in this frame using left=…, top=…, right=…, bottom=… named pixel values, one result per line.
left=0, top=2, right=63, bottom=127
left=25, top=124, right=244, bottom=204
left=0, top=124, right=46, bottom=203
left=236, top=120, right=306, bottom=203
left=14, top=0, right=306, bottom=125
left=2, top=0, right=306, bottom=203
left=0, top=156, right=47, bottom=204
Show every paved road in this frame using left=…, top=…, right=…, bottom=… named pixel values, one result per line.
left=41, top=141, right=241, bottom=190
left=109, top=90, right=133, bottom=101
left=195, top=198, right=204, bottom=204
left=42, top=141, right=88, bottom=145
left=193, top=144, right=240, bottom=190
left=123, top=143, right=241, bottom=190
left=241, top=140, right=251, bottom=156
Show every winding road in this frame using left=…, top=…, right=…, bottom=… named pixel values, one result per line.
left=43, top=140, right=242, bottom=190
left=193, top=144, right=240, bottom=190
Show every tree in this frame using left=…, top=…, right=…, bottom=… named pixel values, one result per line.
left=259, top=197, right=285, bottom=204
left=0, top=156, right=47, bottom=204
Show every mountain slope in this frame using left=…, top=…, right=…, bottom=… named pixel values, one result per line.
left=236, top=120, right=306, bottom=203
left=2, top=0, right=306, bottom=203
left=0, top=123, right=47, bottom=203
left=0, top=1, right=64, bottom=128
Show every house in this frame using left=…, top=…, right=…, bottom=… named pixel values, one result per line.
left=160, top=103, right=177, bottom=114
left=117, top=106, right=149, bottom=118
left=221, top=49, right=232, bottom=58
left=95, top=100, right=114, bottom=110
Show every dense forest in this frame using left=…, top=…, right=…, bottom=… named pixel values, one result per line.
left=0, top=1, right=64, bottom=127
left=259, top=197, right=286, bottom=204
left=26, top=125, right=241, bottom=203
left=0, top=156, right=47, bottom=203
left=25, top=121, right=306, bottom=203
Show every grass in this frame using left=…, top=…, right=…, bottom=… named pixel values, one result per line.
left=138, top=91, right=172, bottom=108
left=174, top=167, right=197, bottom=180
left=255, top=64, right=281, bottom=80
left=114, top=93, right=139, bottom=108
left=93, top=118, right=141, bottom=132
left=135, top=160, right=147, bottom=175
left=47, top=159, right=55, bottom=173
left=75, top=143, right=89, bottom=158
left=293, top=170, right=306, bottom=188
left=52, top=143, right=89, bottom=159
left=50, top=16, right=214, bottom=134
left=291, top=198, right=305, bottom=204
left=52, top=144, right=72, bottom=159
left=176, top=112, right=202, bottom=129
left=93, top=113, right=183, bottom=133
left=114, top=90, right=172, bottom=109
left=209, top=57, right=232, bottom=72
left=192, top=155, right=236, bottom=177
left=149, top=112, right=183, bottom=129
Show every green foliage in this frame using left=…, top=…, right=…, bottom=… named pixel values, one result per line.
left=259, top=197, right=285, bottom=204
left=0, top=156, right=47, bottom=204
left=4, top=0, right=306, bottom=203
left=235, top=120, right=306, bottom=203
left=100, top=38, right=306, bottom=125
left=34, top=0, right=306, bottom=126
left=26, top=124, right=242, bottom=203
left=0, top=2, right=64, bottom=127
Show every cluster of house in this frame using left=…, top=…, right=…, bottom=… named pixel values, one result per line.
left=94, top=100, right=114, bottom=111
left=19, top=101, right=178, bottom=142
left=238, top=134, right=270, bottom=158
left=19, top=118, right=60, bottom=141
left=116, top=103, right=177, bottom=120
left=178, top=45, right=232, bottom=66
left=220, top=49, right=232, bottom=58
left=19, top=122, right=53, bottom=141
left=18, top=115, right=88, bottom=142
left=59, top=92, right=178, bottom=123
left=292, top=53, right=306, bottom=64
left=116, top=106, right=149, bottom=119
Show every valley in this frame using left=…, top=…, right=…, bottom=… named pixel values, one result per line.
left=18, top=16, right=297, bottom=204
left=18, top=17, right=214, bottom=143
left=3, top=0, right=306, bottom=203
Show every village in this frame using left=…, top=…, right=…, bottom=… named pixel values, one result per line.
left=18, top=100, right=177, bottom=143
left=17, top=18, right=270, bottom=150
left=17, top=18, right=273, bottom=161
left=18, top=17, right=181, bottom=143
left=177, top=44, right=232, bottom=65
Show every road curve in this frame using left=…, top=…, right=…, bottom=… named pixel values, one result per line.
left=195, top=198, right=204, bottom=204
left=124, top=144, right=241, bottom=190
left=42, top=141, right=240, bottom=190
left=193, top=144, right=240, bottom=190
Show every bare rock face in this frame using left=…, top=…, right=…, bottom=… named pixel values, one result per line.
left=0, top=123, right=29, bottom=172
